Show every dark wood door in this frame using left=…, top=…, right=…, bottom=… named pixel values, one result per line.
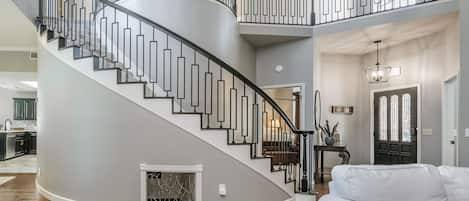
left=374, top=87, right=417, bottom=164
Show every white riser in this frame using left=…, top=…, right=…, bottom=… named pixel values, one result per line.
left=39, top=34, right=295, bottom=197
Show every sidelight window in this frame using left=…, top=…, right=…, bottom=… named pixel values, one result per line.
left=402, top=94, right=411, bottom=142
left=379, top=96, right=388, bottom=141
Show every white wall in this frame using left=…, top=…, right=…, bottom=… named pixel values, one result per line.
left=319, top=54, right=362, bottom=166
left=0, top=87, right=36, bottom=128
left=458, top=0, right=469, bottom=167
left=317, top=21, right=459, bottom=166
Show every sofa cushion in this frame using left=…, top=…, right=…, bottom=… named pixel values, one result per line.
left=331, top=164, right=447, bottom=201
left=439, top=166, right=469, bottom=201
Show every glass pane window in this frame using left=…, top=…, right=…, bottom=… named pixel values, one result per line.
left=402, top=94, right=411, bottom=142
left=390, top=95, right=399, bottom=141
left=379, top=96, right=388, bottom=141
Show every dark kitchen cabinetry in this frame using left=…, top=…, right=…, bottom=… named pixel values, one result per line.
left=13, top=98, right=37, bottom=120
left=25, top=132, right=37, bottom=154
left=0, top=132, right=36, bottom=161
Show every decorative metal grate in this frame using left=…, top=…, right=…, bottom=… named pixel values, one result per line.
left=146, top=172, right=196, bottom=201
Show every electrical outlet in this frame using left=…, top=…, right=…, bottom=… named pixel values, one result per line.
left=219, top=184, right=227, bottom=196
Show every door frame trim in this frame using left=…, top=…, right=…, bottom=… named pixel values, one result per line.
left=261, top=83, right=306, bottom=131
left=441, top=74, right=459, bottom=166
left=369, top=83, right=422, bottom=164
left=261, top=82, right=310, bottom=186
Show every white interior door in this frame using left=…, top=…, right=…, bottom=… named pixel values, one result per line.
left=442, top=76, right=459, bottom=166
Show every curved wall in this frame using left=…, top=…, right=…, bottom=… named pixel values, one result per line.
left=117, top=0, right=257, bottom=81
left=36, top=42, right=288, bottom=201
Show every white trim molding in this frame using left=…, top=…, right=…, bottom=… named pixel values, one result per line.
left=140, top=164, right=203, bottom=201
left=369, top=83, right=422, bottom=164
left=441, top=74, right=460, bottom=166
left=261, top=83, right=307, bottom=131
left=36, top=180, right=76, bottom=201
left=0, top=46, right=36, bottom=52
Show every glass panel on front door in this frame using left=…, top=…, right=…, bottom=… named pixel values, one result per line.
left=379, top=96, right=388, bottom=141
left=390, top=95, right=399, bottom=142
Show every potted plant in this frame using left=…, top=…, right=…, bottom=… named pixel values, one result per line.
left=319, top=120, right=339, bottom=146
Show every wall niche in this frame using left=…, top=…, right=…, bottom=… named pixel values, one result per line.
left=141, top=164, right=203, bottom=201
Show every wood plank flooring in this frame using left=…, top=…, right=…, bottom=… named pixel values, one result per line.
left=0, top=173, right=48, bottom=201
left=0, top=172, right=328, bottom=201
left=314, top=177, right=331, bottom=200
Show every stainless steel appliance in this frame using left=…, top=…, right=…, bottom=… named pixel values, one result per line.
left=15, top=134, right=25, bottom=156
left=5, top=133, right=16, bottom=159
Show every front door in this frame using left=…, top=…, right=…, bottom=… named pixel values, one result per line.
left=374, top=87, right=418, bottom=164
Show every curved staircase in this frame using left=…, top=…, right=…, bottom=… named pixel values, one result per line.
left=16, top=0, right=315, bottom=199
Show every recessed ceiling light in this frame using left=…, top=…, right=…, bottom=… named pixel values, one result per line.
left=20, top=81, right=38, bottom=88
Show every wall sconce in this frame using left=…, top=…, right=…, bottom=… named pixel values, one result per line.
left=331, top=106, right=354, bottom=115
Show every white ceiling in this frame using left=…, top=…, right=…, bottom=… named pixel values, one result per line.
left=0, top=0, right=37, bottom=51
left=0, top=72, right=37, bottom=92
left=318, top=13, right=458, bottom=55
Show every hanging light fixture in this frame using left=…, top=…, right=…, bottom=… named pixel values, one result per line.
left=366, top=40, right=393, bottom=83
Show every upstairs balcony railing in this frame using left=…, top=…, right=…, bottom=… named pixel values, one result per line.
left=234, top=0, right=438, bottom=25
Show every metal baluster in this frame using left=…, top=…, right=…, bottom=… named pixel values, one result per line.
left=123, top=14, right=132, bottom=79
left=111, top=8, right=119, bottom=67
left=217, top=68, right=225, bottom=128
left=204, top=60, right=213, bottom=128
left=191, top=50, right=200, bottom=112
left=176, top=42, right=186, bottom=112
left=163, top=34, right=172, bottom=97
left=149, top=27, right=158, bottom=97
left=230, top=75, right=238, bottom=143
left=136, top=21, right=144, bottom=81
left=241, top=83, right=248, bottom=143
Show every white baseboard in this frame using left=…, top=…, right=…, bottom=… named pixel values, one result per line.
left=36, top=180, right=76, bottom=201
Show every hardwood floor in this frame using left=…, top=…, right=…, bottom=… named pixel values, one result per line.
left=314, top=177, right=331, bottom=199
left=0, top=173, right=48, bottom=201
left=0, top=172, right=327, bottom=201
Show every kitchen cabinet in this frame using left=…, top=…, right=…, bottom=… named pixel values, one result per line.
left=0, top=131, right=36, bottom=161
left=13, top=98, right=36, bottom=120
left=25, top=132, right=37, bottom=154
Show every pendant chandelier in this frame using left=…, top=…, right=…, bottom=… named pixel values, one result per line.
left=367, top=40, right=392, bottom=83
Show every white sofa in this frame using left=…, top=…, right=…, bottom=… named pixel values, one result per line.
left=319, top=164, right=469, bottom=201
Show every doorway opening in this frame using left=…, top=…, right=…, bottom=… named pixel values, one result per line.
left=262, top=84, right=305, bottom=167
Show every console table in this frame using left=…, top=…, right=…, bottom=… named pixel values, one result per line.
left=314, top=145, right=351, bottom=183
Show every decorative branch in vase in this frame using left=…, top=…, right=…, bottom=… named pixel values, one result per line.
left=319, top=120, right=339, bottom=146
